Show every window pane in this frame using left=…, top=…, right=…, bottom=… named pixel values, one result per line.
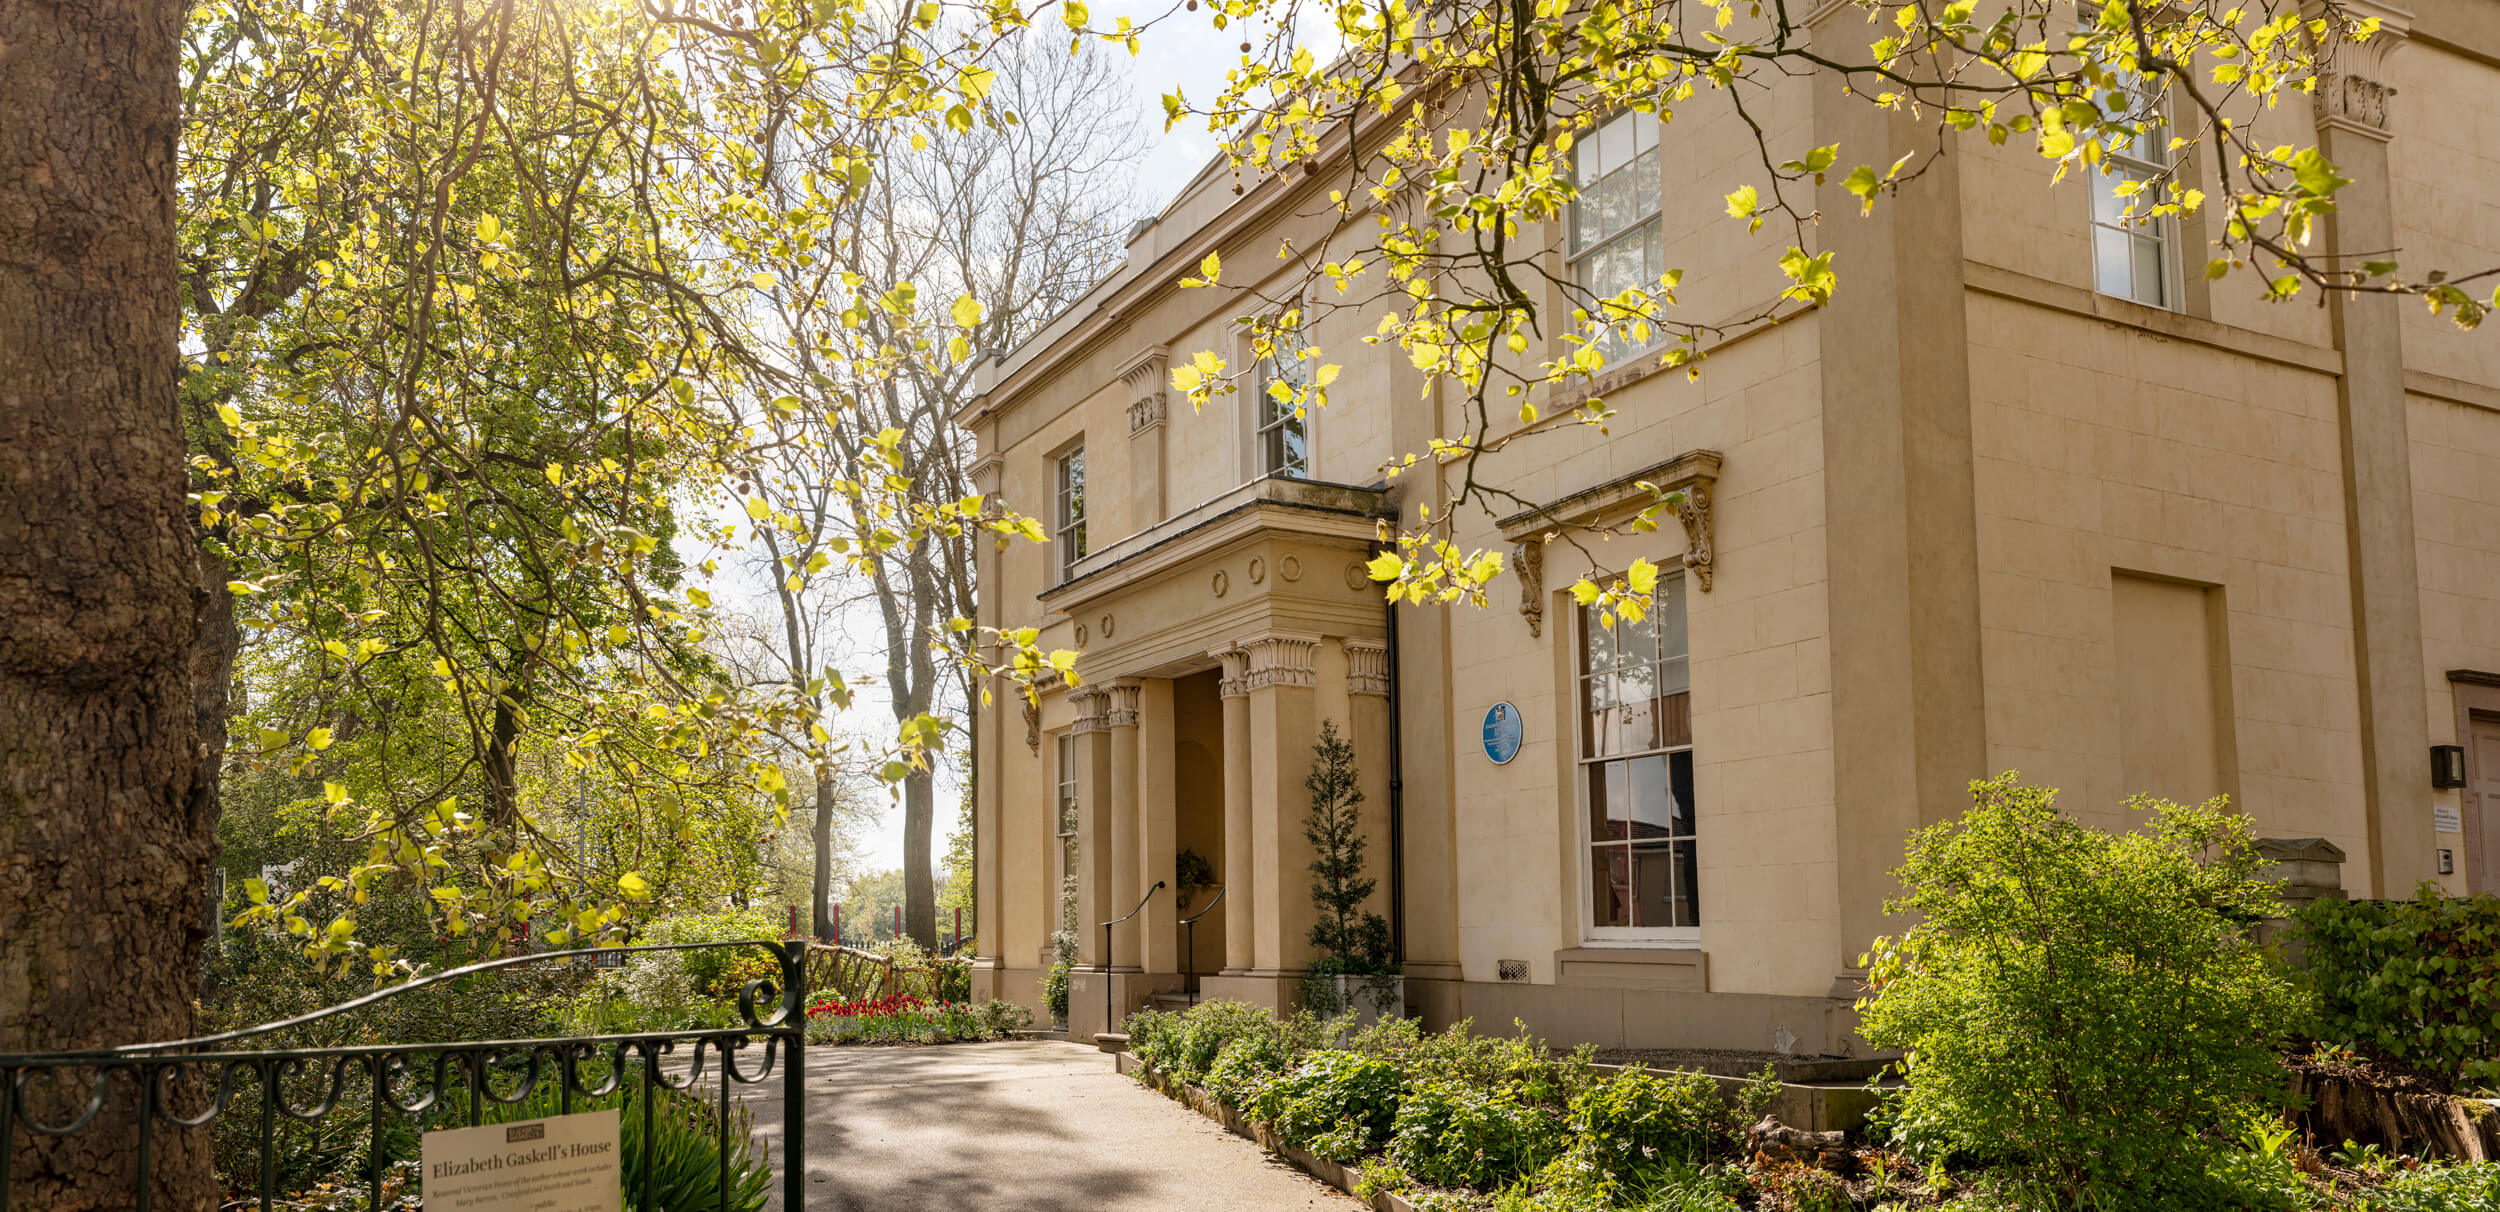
left=2094, top=225, right=2133, bottom=301
left=1630, top=844, right=1676, bottom=928
left=1612, top=668, right=1659, bottom=753
left=1668, top=749, right=1696, bottom=837
left=1655, top=574, right=1686, bottom=659
left=1599, top=113, right=1631, bottom=178
left=2092, top=172, right=2131, bottom=226
left=1582, top=673, right=1617, bottom=759
left=1657, top=688, right=1692, bottom=749
left=1623, top=753, right=1678, bottom=839
left=1582, top=606, right=1617, bottom=673
left=2130, top=233, right=2166, bottom=308
left=1673, top=840, right=1700, bottom=927
left=1616, top=610, right=1660, bottom=667
left=1589, top=759, right=1630, bottom=841
left=1593, top=846, right=1631, bottom=928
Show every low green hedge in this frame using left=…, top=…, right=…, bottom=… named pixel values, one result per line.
left=2297, top=886, right=2500, bottom=1090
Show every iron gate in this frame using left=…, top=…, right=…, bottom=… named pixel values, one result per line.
left=0, top=939, right=809, bottom=1212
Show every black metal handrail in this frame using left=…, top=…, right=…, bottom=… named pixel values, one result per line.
left=1098, top=881, right=1165, bottom=1033
left=0, top=938, right=808, bottom=1212
left=1178, top=885, right=1226, bottom=1006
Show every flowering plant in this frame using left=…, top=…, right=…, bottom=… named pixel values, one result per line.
left=807, top=993, right=926, bottom=1019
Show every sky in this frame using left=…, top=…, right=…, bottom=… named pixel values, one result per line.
left=693, top=9, right=1292, bottom=884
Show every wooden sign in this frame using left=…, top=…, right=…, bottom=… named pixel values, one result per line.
left=421, top=1109, right=621, bottom=1211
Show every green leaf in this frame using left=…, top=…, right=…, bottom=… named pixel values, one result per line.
left=2290, top=148, right=2349, bottom=198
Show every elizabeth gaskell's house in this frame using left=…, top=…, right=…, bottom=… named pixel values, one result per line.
left=958, top=0, right=2500, bottom=1051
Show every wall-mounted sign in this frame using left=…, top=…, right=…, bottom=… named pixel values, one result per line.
left=421, top=1109, right=620, bottom=1212
left=1482, top=701, right=1522, bottom=765
left=2435, top=801, right=2463, bottom=834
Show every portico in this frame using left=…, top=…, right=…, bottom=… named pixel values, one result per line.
left=1035, top=476, right=1399, bottom=1039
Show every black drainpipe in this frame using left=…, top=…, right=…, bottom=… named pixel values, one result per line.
left=1377, top=538, right=1407, bottom=966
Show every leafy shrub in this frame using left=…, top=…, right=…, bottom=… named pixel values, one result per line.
left=1130, top=999, right=1290, bottom=1086
left=1566, top=1067, right=1731, bottom=1180
left=1858, top=775, right=2304, bottom=1197
left=2296, top=886, right=2500, bottom=1090
left=1042, top=960, right=1071, bottom=1023
left=1372, top=1017, right=1599, bottom=1108
left=2366, top=1162, right=2500, bottom=1212
left=488, top=1071, right=770, bottom=1212
left=1249, top=1050, right=1405, bottom=1160
left=1205, top=1025, right=1296, bottom=1106
left=1389, top=1075, right=1567, bottom=1190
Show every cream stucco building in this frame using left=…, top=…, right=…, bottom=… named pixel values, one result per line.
left=958, top=1, right=2500, bottom=1052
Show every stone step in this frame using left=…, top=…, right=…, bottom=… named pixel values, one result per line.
left=1093, top=1032, right=1129, bottom=1054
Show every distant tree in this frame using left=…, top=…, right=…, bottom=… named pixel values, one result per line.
left=1304, top=721, right=1392, bottom=974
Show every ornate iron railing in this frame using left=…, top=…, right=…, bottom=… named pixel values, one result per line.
left=0, top=939, right=808, bottom=1212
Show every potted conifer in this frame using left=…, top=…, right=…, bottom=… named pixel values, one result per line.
left=1301, top=720, right=1402, bottom=1026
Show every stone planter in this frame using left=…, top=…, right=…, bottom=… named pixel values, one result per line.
left=1307, top=973, right=1403, bottom=1028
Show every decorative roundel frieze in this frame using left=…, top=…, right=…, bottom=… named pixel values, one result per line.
left=1279, top=555, right=1303, bottom=582
left=1345, top=562, right=1370, bottom=591
left=1099, top=614, right=1115, bottom=639
left=1247, top=556, right=1267, bottom=585
left=1074, top=624, right=1088, bottom=648
left=1211, top=569, right=1230, bottom=598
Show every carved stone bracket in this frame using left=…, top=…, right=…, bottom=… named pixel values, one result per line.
left=1677, top=481, right=1716, bottom=593
left=967, top=451, right=1006, bottom=497
left=1344, top=638, right=1392, bottom=697
left=1238, top=633, right=1320, bottom=690
left=1116, top=345, right=1171, bottom=435
left=1495, top=449, right=1723, bottom=593
left=1514, top=540, right=1545, bottom=638
left=1006, top=669, right=1060, bottom=756
left=1105, top=680, right=1142, bottom=729
left=2308, top=0, right=2410, bottom=137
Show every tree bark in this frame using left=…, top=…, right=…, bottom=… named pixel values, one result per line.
left=0, top=0, right=217, bottom=1203
left=811, top=764, right=837, bottom=941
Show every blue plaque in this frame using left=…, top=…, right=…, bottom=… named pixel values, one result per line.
left=1481, top=701, right=1522, bottom=765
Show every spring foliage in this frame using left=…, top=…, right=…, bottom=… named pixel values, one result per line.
left=1858, top=774, right=2306, bottom=1197
left=2297, top=886, right=2500, bottom=1090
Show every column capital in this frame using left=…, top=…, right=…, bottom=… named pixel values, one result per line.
left=1105, top=679, right=1143, bottom=729
left=1238, top=632, right=1321, bottom=690
left=2308, top=0, right=2411, bottom=138
left=1068, top=684, right=1112, bottom=735
left=1343, top=638, right=1392, bottom=697
left=1212, top=644, right=1252, bottom=698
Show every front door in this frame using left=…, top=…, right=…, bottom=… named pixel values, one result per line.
left=2473, top=714, right=2500, bottom=892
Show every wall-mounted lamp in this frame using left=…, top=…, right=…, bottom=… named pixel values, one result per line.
left=2433, top=744, right=2468, bottom=790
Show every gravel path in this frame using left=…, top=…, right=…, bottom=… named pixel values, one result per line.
left=737, top=1039, right=1360, bottom=1212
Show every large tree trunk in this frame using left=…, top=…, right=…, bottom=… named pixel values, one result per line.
left=0, top=0, right=217, bottom=1203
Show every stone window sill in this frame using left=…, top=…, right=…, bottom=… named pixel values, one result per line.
left=1553, top=945, right=1708, bottom=992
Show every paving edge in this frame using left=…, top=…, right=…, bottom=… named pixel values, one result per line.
left=1115, top=1050, right=1418, bottom=1211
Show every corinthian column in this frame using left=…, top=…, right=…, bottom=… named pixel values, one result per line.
left=1105, top=679, right=1144, bottom=970
left=1241, top=632, right=1321, bottom=973
left=1214, top=645, right=1255, bottom=974
left=1068, top=685, right=1114, bottom=966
